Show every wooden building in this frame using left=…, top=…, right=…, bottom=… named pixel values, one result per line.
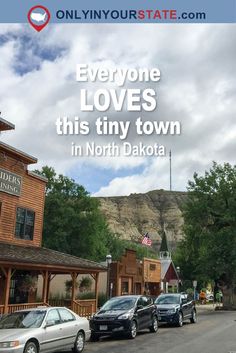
left=143, top=257, right=161, bottom=295
left=109, top=249, right=161, bottom=297
left=0, top=117, right=106, bottom=316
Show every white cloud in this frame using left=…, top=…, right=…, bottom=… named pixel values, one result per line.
left=0, top=24, right=235, bottom=195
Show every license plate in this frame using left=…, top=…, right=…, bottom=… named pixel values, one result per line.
left=100, top=325, right=108, bottom=331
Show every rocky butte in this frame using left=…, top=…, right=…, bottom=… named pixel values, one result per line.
left=97, top=189, right=188, bottom=251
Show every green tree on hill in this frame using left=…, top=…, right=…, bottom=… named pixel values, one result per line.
left=175, top=162, right=236, bottom=307
left=35, top=166, right=111, bottom=261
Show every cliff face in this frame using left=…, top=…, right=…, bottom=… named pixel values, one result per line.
left=97, top=190, right=188, bottom=251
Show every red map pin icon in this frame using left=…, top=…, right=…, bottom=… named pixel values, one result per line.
left=28, top=5, right=51, bottom=32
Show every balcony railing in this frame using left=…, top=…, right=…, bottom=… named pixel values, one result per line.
left=0, top=300, right=96, bottom=318
left=8, top=302, right=49, bottom=313
left=72, top=299, right=96, bottom=319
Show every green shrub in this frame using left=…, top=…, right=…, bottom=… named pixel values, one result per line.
left=79, top=276, right=93, bottom=292
left=186, top=288, right=194, bottom=296
left=76, top=291, right=107, bottom=309
left=77, top=291, right=95, bottom=300
left=98, top=293, right=107, bottom=308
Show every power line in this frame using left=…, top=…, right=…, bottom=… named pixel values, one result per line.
left=169, top=150, right=172, bottom=191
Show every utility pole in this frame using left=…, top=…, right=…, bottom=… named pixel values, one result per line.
left=169, top=150, right=172, bottom=191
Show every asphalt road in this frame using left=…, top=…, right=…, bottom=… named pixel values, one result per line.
left=84, top=307, right=236, bottom=353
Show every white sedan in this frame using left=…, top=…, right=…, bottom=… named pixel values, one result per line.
left=0, top=307, right=90, bottom=353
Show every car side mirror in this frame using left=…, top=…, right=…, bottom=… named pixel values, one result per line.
left=182, top=298, right=187, bottom=304
left=44, top=319, right=55, bottom=328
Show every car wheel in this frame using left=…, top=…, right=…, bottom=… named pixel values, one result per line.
left=128, top=320, right=137, bottom=339
left=24, top=341, right=38, bottom=353
left=90, top=332, right=99, bottom=342
left=74, top=331, right=85, bottom=353
left=177, top=312, right=183, bottom=327
left=149, top=315, right=158, bottom=333
left=190, top=310, right=197, bottom=324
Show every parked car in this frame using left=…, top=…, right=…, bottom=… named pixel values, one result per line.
left=155, top=293, right=197, bottom=327
left=90, top=295, right=158, bottom=340
left=0, top=307, right=90, bottom=353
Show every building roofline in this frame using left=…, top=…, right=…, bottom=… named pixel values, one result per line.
left=0, top=242, right=107, bottom=272
left=0, top=117, right=15, bottom=131
left=28, top=171, right=48, bottom=183
left=0, top=141, right=37, bottom=165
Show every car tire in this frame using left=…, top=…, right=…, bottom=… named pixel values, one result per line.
left=177, top=312, right=183, bottom=327
left=90, top=332, right=99, bottom=342
left=74, top=331, right=85, bottom=353
left=128, top=320, right=137, bottom=339
left=190, top=309, right=197, bottom=324
left=24, top=341, right=38, bottom=353
left=149, top=315, right=158, bottom=333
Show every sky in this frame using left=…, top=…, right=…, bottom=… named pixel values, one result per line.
left=0, top=24, right=235, bottom=196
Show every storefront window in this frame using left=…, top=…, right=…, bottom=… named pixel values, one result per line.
left=149, top=264, right=156, bottom=271
left=121, top=281, right=129, bottom=294
left=15, top=207, right=35, bottom=240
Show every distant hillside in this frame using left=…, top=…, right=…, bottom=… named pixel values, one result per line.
left=97, top=190, right=188, bottom=251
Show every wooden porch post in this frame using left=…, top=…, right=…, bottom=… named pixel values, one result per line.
left=71, top=272, right=77, bottom=311
left=4, top=268, right=11, bottom=314
left=94, top=273, right=99, bottom=311
left=42, top=270, right=49, bottom=304
left=46, top=274, right=51, bottom=304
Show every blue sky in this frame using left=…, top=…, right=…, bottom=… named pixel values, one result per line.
left=0, top=24, right=235, bottom=196
left=70, top=164, right=146, bottom=194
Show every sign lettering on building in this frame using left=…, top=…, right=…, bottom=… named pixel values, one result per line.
left=0, top=168, right=22, bottom=196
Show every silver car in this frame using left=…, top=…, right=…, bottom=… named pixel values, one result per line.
left=0, top=307, right=90, bottom=353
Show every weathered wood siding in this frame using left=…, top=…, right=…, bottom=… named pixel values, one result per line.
left=143, top=258, right=161, bottom=283
left=0, top=153, right=46, bottom=247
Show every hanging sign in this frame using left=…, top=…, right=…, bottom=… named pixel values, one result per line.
left=0, top=168, right=22, bottom=196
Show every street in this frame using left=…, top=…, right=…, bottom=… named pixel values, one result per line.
left=83, top=307, right=236, bottom=353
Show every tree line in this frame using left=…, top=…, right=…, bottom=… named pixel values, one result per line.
left=174, top=162, right=236, bottom=305
left=36, top=162, right=236, bottom=307
left=35, top=166, right=155, bottom=262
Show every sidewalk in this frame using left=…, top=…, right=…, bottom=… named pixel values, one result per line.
left=196, top=303, right=223, bottom=312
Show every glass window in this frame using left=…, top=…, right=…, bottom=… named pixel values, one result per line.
left=155, top=295, right=181, bottom=305
left=149, top=264, right=156, bottom=271
left=121, top=281, right=129, bottom=294
left=141, top=296, right=148, bottom=307
left=15, top=207, right=35, bottom=240
left=0, top=310, right=46, bottom=329
left=58, top=308, right=75, bottom=323
left=138, top=296, right=153, bottom=307
left=101, top=297, right=136, bottom=311
left=46, top=309, right=61, bottom=326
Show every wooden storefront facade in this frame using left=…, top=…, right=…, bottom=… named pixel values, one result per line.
left=109, top=249, right=161, bottom=297
left=0, top=117, right=106, bottom=317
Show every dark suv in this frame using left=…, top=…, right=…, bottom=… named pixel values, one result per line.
left=155, top=293, right=197, bottom=327
left=90, top=295, right=158, bottom=340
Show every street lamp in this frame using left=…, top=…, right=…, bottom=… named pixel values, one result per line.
left=176, top=266, right=180, bottom=293
left=106, top=254, right=112, bottom=299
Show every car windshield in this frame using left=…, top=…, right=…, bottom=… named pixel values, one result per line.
left=101, top=297, right=137, bottom=311
left=155, top=295, right=180, bottom=305
left=0, top=310, right=46, bottom=329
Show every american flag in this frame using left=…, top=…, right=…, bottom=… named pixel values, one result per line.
left=141, top=233, right=152, bottom=246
